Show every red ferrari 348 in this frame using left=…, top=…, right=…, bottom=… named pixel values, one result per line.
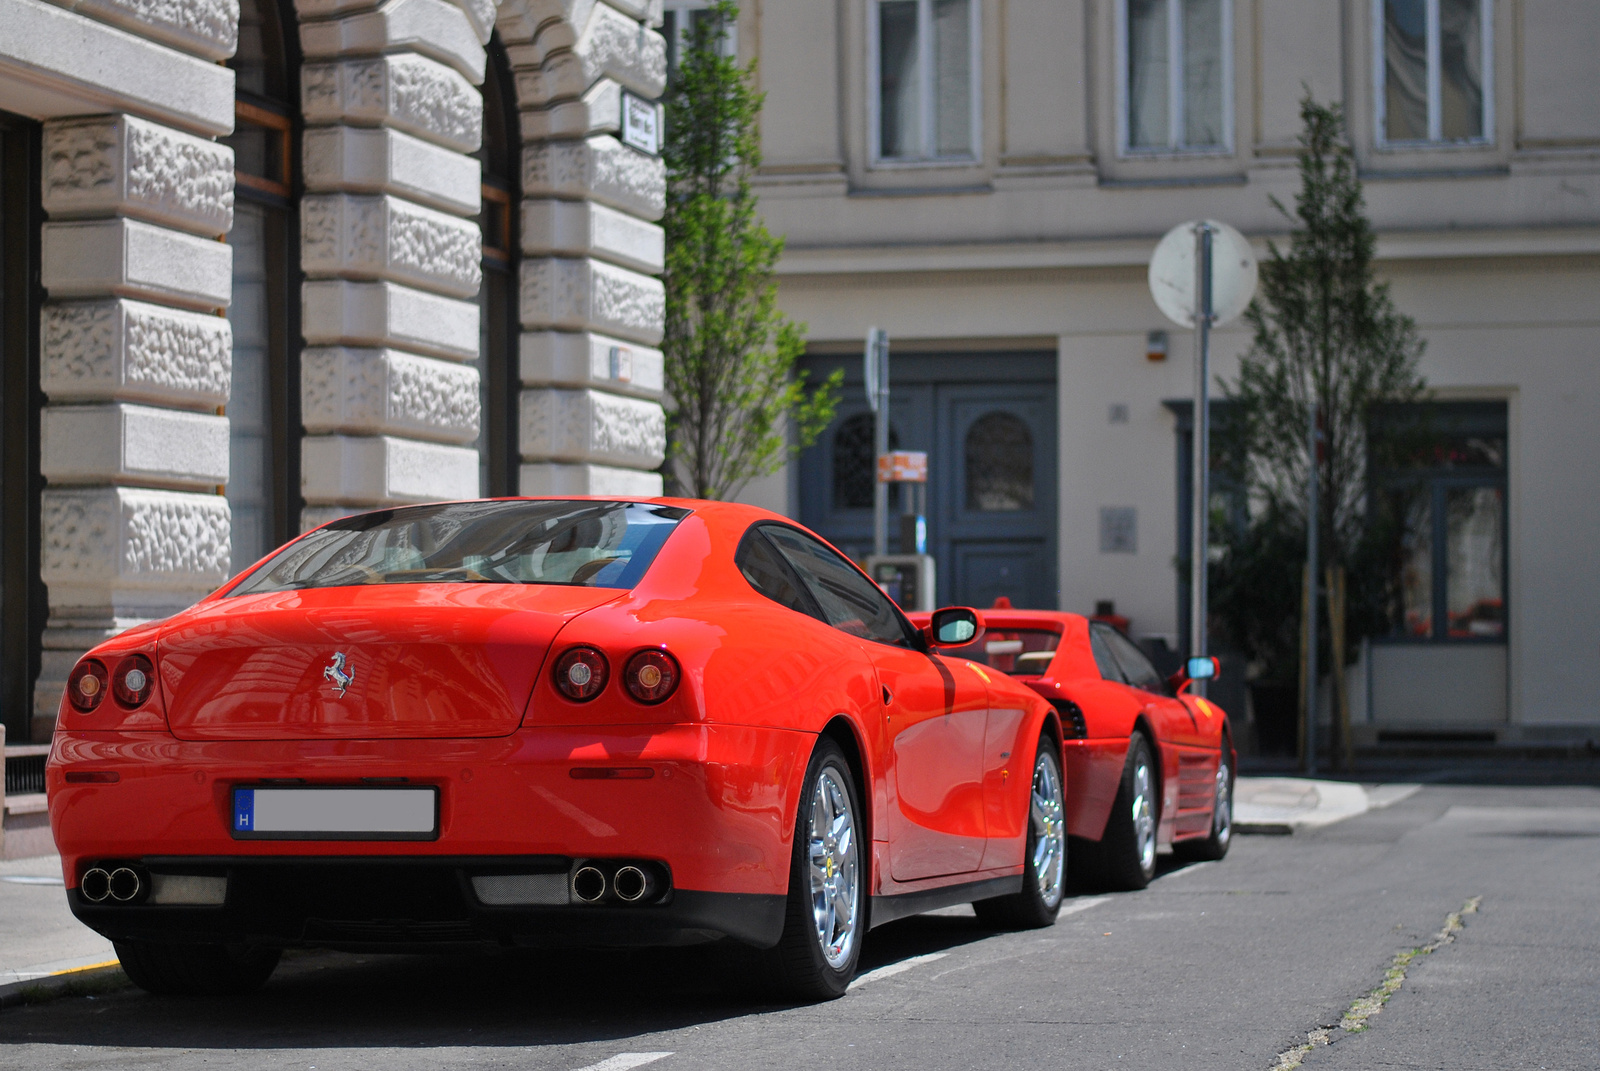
left=48, top=499, right=1070, bottom=1000
left=909, top=608, right=1236, bottom=890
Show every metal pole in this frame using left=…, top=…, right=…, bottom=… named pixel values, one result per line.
left=871, top=330, right=890, bottom=558
left=1189, top=223, right=1214, bottom=697
left=1305, top=401, right=1319, bottom=775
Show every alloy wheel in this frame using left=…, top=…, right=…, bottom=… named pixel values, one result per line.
left=1132, top=759, right=1156, bottom=873
left=1030, top=751, right=1067, bottom=904
left=808, top=766, right=860, bottom=970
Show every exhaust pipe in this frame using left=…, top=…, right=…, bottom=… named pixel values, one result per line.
left=81, top=868, right=112, bottom=903
left=571, top=866, right=606, bottom=903
left=109, top=867, right=144, bottom=903
left=613, top=865, right=654, bottom=903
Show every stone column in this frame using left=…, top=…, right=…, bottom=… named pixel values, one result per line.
left=296, top=0, right=491, bottom=527
left=502, top=0, right=669, bottom=496
left=35, top=113, right=237, bottom=737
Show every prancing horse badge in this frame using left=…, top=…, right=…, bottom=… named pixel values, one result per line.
left=323, top=652, right=355, bottom=697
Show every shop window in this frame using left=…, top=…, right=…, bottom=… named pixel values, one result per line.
left=1376, top=0, right=1491, bottom=145
left=1120, top=0, right=1231, bottom=154
left=1373, top=401, right=1507, bottom=642
left=965, top=411, right=1032, bottom=511
left=871, top=0, right=978, bottom=163
left=477, top=35, right=519, bottom=496
left=222, top=0, right=299, bottom=571
left=663, top=0, right=737, bottom=75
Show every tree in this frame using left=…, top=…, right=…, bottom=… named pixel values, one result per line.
left=661, top=1, right=841, bottom=499
left=1212, top=96, right=1427, bottom=687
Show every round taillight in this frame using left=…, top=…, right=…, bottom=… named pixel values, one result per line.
left=554, top=646, right=608, bottom=701
left=67, top=659, right=109, bottom=714
left=112, top=654, right=156, bottom=708
left=623, top=650, right=679, bottom=704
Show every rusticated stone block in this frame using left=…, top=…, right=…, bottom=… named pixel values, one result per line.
left=520, top=78, right=620, bottom=142
left=302, top=346, right=480, bottom=443
left=301, top=0, right=486, bottom=84
left=495, top=0, right=597, bottom=46
left=303, top=278, right=480, bottom=360
left=518, top=329, right=663, bottom=399
left=73, top=0, right=240, bottom=62
left=302, top=54, right=483, bottom=153
left=519, top=461, right=662, bottom=497
left=301, top=433, right=481, bottom=504
left=42, top=486, right=232, bottom=614
left=302, top=125, right=480, bottom=215
left=42, top=403, right=230, bottom=489
left=523, top=134, right=664, bottom=220
left=42, top=299, right=231, bottom=409
left=513, top=2, right=665, bottom=106
left=42, top=218, right=233, bottom=311
left=43, top=115, right=234, bottom=238
left=302, top=193, right=482, bottom=298
left=521, top=199, right=663, bottom=274
left=519, top=387, right=664, bottom=468
left=519, top=257, right=664, bottom=345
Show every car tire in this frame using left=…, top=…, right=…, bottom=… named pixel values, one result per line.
left=114, top=940, right=281, bottom=996
left=973, top=737, right=1067, bottom=930
left=1081, top=733, right=1159, bottom=891
left=762, top=737, right=864, bottom=1001
left=1174, top=745, right=1233, bottom=862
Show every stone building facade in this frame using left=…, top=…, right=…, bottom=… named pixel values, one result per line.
left=0, top=0, right=669, bottom=743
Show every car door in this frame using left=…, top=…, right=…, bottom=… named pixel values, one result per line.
left=760, top=525, right=989, bottom=881
left=1099, top=625, right=1218, bottom=837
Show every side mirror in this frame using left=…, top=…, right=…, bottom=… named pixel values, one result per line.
left=924, top=606, right=984, bottom=649
left=1167, top=655, right=1220, bottom=693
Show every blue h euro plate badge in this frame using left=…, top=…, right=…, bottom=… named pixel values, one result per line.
left=233, top=788, right=255, bottom=832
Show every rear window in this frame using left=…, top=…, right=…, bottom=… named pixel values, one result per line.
left=229, top=500, right=688, bottom=595
left=947, top=628, right=1061, bottom=676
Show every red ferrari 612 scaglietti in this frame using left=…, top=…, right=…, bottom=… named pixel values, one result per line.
left=48, top=498, right=1071, bottom=1000
left=910, top=608, right=1236, bottom=890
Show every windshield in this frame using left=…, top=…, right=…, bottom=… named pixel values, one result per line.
left=229, top=500, right=689, bottom=595
left=947, top=628, right=1061, bottom=676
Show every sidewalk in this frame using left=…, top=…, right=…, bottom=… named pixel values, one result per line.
left=1234, top=776, right=1421, bottom=834
left=0, top=853, right=119, bottom=1006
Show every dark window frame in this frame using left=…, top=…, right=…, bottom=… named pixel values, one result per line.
left=479, top=33, right=520, bottom=497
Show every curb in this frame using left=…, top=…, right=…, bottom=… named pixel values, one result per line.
left=0, top=960, right=126, bottom=1010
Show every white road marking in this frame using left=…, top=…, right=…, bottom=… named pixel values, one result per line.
left=847, top=951, right=948, bottom=991
left=570, top=1053, right=673, bottom=1071
left=1059, top=895, right=1111, bottom=914
left=1155, top=861, right=1214, bottom=882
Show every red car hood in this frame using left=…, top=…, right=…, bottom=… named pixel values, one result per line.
left=157, top=584, right=621, bottom=741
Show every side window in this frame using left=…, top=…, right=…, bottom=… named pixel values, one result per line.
left=1104, top=628, right=1165, bottom=692
left=734, top=527, right=819, bottom=619
left=760, top=525, right=914, bottom=647
left=1088, top=624, right=1127, bottom=683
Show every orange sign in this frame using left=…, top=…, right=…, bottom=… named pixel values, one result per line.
left=877, top=451, right=928, bottom=483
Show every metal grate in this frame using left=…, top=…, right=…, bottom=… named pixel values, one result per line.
left=4, top=748, right=49, bottom=796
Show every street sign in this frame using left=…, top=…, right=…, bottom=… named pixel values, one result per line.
left=1148, top=219, right=1258, bottom=329
left=620, top=92, right=661, bottom=155
left=876, top=451, right=927, bottom=483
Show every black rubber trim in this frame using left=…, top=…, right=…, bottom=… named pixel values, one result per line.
left=869, top=875, right=1020, bottom=929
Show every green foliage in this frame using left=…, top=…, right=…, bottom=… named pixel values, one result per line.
left=1212, top=96, right=1426, bottom=681
left=661, top=1, right=841, bottom=499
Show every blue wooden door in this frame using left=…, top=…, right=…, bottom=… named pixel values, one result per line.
left=798, top=352, right=1057, bottom=609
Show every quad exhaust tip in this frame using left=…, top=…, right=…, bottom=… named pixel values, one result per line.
left=81, top=867, right=112, bottom=903
left=109, top=867, right=143, bottom=902
left=613, top=865, right=650, bottom=903
left=80, top=865, right=145, bottom=903
left=571, top=866, right=606, bottom=903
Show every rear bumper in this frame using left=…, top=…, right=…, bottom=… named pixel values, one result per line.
left=49, top=723, right=814, bottom=948
left=66, top=856, right=785, bottom=950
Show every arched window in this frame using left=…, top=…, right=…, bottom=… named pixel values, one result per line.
left=224, top=0, right=299, bottom=570
left=832, top=413, right=899, bottom=511
left=965, top=411, right=1033, bottom=511
left=477, top=35, right=519, bottom=496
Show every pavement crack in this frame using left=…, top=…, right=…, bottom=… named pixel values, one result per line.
left=1268, top=896, right=1482, bottom=1071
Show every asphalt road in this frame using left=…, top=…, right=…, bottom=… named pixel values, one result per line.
left=2, top=782, right=1597, bottom=1071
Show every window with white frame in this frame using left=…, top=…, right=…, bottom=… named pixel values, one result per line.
left=1376, top=0, right=1490, bottom=145
left=662, top=0, right=736, bottom=75
left=1119, top=0, right=1231, bottom=154
left=871, top=0, right=979, bottom=163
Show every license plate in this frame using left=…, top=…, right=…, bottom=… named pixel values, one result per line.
left=231, top=787, right=438, bottom=841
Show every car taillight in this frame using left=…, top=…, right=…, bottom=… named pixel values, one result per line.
left=67, top=659, right=109, bottom=713
left=112, top=654, right=156, bottom=708
left=623, top=650, right=679, bottom=704
left=554, top=646, right=608, bottom=701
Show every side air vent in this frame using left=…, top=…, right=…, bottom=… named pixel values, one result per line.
left=1050, top=699, right=1088, bottom=740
